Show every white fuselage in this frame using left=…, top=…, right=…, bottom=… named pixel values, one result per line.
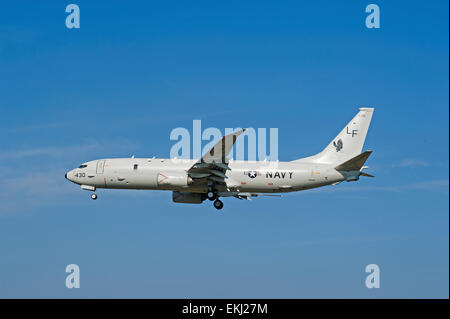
left=65, top=158, right=346, bottom=194
left=65, top=108, right=374, bottom=208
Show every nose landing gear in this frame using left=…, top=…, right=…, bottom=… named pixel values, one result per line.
left=91, top=193, right=98, bottom=200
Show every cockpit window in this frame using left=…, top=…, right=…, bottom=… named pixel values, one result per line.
left=79, top=164, right=88, bottom=169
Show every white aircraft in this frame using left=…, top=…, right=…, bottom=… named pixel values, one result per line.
left=66, top=108, right=374, bottom=210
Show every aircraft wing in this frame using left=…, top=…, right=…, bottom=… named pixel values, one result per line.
left=187, top=129, right=246, bottom=186
left=200, top=129, right=246, bottom=164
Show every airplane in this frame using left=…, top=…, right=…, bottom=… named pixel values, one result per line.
left=65, top=108, right=375, bottom=210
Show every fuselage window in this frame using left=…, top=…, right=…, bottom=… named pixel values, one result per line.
left=79, top=164, right=87, bottom=169
left=133, top=164, right=138, bottom=170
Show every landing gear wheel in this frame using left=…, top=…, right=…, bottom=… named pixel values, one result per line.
left=207, top=191, right=217, bottom=201
left=213, top=199, right=224, bottom=210
left=91, top=193, right=98, bottom=200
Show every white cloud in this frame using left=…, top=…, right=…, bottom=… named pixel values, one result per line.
left=395, top=158, right=430, bottom=168
left=0, top=139, right=140, bottom=214
left=299, top=179, right=449, bottom=194
left=0, top=169, right=72, bottom=215
left=0, top=144, right=99, bottom=160
left=1, top=170, right=69, bottom=197
left=364, top=179, right=449, bottom=192
left=0, top=139, right=139, bottom=161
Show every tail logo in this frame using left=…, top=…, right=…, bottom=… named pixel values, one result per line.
left=346, top=126, right=358, bottom=137
left=333, top=139, right=343, bottom=152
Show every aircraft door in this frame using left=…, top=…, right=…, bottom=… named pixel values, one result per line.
left=96, top=160, right=105, bottom=174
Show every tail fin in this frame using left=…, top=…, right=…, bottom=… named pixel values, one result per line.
left=294, top=108, right=374, bottom=164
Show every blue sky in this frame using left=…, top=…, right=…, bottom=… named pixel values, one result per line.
left=0, top=0, right=448, bottom=298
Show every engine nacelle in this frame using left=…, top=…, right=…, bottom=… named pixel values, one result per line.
left=172, top=191, right=205, bottom=204
left=157, top=171, right=192, bottom=187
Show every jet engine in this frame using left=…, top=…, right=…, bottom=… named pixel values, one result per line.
left=157, top=172, right=193, bottom=187
left=172, top=191, right=206, bottom=204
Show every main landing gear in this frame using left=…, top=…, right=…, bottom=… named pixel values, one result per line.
left=213, top=199, right=224, bottom=210
left=206, top=190, right=217, bottom=201
left=91, top=193, right=98, bottom=200
left=206, top=187, right=223, bottom=210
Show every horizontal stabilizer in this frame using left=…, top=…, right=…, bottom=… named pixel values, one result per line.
left=335, top=151, right=373, bottom=171
left=360, top=172, right=375, bottom=178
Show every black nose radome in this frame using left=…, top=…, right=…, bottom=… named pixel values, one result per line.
left=65, top=173, right=67, bottom=179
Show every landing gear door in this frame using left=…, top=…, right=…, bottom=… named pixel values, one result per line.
left=96, top=160, right=105, bottom=174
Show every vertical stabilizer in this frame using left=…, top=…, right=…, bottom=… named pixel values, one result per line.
left=294, top=108, right=374, bottom=164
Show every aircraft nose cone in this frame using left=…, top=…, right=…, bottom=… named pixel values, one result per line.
left=65, top=171, right=73, bottom=182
